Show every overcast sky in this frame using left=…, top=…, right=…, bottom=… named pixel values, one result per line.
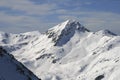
left=0, top=0, right=120, bottom=34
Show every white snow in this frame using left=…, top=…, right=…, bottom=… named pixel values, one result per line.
left=0, top=20, right=120, bottom=80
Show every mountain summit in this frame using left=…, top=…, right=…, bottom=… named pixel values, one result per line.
left=0, top=20, right=119, bottom=80
left=96, top=29, right=117, bottom=36
left=46, top=20, right=89, bottom=46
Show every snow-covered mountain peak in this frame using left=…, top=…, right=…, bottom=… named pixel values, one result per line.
left=46, top=20, right=90, bottom=46
left=47, top=19, right=89, bottom=33
left=96, top=29, right=117, bottom=36
left=0, top=19, right=120, bottom=80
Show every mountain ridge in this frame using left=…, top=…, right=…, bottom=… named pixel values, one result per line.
left=0, top=46, right=41, bottom=80
left=0, top=20, right=120, bottom=80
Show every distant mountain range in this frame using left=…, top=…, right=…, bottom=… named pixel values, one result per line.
left=0, top=20, right=120, bottom=80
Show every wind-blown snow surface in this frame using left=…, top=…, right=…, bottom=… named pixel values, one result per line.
left=0, top=47, right=40, bottom=80
left=0, top=20, right=120, bottom=80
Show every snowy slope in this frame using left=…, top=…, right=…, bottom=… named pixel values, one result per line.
left=0, top=20, right=120, bottom=80
left=0, top=46, right=40, bottom=80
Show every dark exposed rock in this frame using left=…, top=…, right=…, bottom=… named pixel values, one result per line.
left=95, top=75, right=104, bottom=80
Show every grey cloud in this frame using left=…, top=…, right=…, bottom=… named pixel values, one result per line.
left=0, top=0, right=56, bottom=15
